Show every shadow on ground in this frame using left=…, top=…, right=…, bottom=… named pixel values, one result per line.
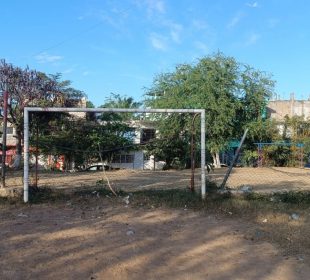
left=0, top=195, right=309, bottom=280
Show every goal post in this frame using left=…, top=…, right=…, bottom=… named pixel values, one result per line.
left=23, top=107, right=206, bottom=202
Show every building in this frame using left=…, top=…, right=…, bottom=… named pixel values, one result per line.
left=108, top=121, right=165, bottom=170
left=0, top=124, right=17, bottom=165
left=0, top=97, right=88, bottom=168
left=267, top=93, right=310, bottom=121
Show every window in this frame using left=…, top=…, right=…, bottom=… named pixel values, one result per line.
left=125, top=155, right=134, bottom=163
left=7, top=127, right=13, bottom=135
left=0, top=127, right=13, bottom=135
left=112, top=155, right=121, bottom=163
left=112, top=154, right=134, bottom=163
left=141, top=129, right=156, bottom=143
left=144, top=153, right=150, bottom=161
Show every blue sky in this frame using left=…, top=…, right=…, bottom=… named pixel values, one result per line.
left=1, top=0, right=310, bottom=106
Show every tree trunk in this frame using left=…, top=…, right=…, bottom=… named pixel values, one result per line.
left=212, top=152, right=221, bottom=168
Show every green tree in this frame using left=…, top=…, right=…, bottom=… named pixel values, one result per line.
left=144, top=114, right=191, bottom=168
left=145, top=53, right=275, bottom=168
left=34, top=94, right=140, bottom=169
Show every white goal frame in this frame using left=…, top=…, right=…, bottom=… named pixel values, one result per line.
left=23, top=107, right=206, bottom=202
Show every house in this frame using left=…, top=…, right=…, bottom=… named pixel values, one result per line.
left=108, top=120, right=165, bottom=170
left=0, top=97, right=88, bottom=169
left=0, top=124, right=17, bottom=165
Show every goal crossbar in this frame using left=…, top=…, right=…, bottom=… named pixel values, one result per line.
left=23, top=107, right=206, bottom=202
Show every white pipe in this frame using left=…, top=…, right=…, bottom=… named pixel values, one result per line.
left=201, top=110, right=206, bottom=199
left=25, top=107, right=205, bottom=114
left=23, top=108, right=29, bottom=203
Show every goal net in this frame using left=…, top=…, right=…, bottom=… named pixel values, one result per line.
left=23, top=107, right=206, bottom=202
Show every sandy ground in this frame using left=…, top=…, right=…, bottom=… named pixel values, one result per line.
left=210, top=167, right=310, bottom=192
left=4, top=169, right=200, bottom=192
left=3, top=167, right=310, bottom=194
left=0, top=197, right=309, bottom=280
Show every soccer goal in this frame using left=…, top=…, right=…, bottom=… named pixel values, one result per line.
left=23, top=107, right=206, bottom=202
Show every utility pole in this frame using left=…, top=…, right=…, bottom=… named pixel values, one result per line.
left=1, top=90, right=9, bottom=188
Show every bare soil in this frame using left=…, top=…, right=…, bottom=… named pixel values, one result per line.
left=4, top=167, right=310, bottom=193
left=0, top=196, right=309, bottom=280
left=1, top=168, right=309, bottom=279
left=209, top=167, right=310, bottom=192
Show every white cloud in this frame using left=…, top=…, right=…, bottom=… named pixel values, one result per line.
left=246, top=2, right=259, bottom=8
left=164, top=21, right=183, bottom=43
left=100, top=12, right=119, bottom=28
left=133, top=0, right=165, bottom=18
left=192, top=20, right=208, bottom=30
left=146, top=0, right=165, bottom=15
left=227, top=13, right=244, bottom=28
left=97, top=6, right=130, bottom=32
left=194, top=41, right=209, bottom=53
left=90, top=45, right=118, bottom=55
left=63, top=68, right=74, bottom=74
left=245, top=33, right=260, bottom=46
left=149, top=33, right=167, bottom=51
left=82, top=71, right=89, bottom=76
left=34, top=52, right=63, bottom=63
left=267, top=18, right=279, bottom=28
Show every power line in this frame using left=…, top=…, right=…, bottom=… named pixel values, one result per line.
left=32, top=21, right=104, bottom=57
left=32, top=6, right=133, bottom=57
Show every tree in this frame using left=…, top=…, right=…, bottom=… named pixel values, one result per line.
left=144, top=114, right=192, bottom=168
left=33, top=94, right=140, bottom=169
left=145, top=53, right=275, bottom=168
left=101, top=93, right=142, bottom=121
left=0, top=59, right=84, bottom=168
left=97, top=93, right=141, bottom=163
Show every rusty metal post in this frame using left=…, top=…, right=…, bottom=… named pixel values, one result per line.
left=1, top=90, right=9, bottom=188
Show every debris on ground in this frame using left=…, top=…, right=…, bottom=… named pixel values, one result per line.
left=17, top=213, right=28, bottom=218
left=290, top=213, right=300, bottom=220
left=123, top=196, right=130, bottom=205
left=126, top=230, right=135, bottom=236
left=240, top=185, right=252, bottom=193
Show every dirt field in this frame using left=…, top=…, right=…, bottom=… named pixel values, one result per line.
left=210, top=167, right=310, bottom=192
left=3, top=169, right=202, bottom=194
left=3, top=167, right=310, bottom=195
left=1, top=196, right=309, bottom=280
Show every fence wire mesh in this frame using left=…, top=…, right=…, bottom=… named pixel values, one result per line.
left=1, top=168, right=201, bottom=194
left=207, top=140, right=310, bottom=193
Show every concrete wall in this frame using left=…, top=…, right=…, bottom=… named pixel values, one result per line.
left=109, top=151, right=144, bottom=170
left=267, top=94, right=310, bottom=120
left=0, top=123, right=17, bottom=146
left=109, top=151, right=165, bottom=170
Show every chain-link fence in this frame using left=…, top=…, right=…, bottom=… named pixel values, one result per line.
left=1, top=168, right=201, bottom=194
left=207, top=140, right=310, bottom=193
